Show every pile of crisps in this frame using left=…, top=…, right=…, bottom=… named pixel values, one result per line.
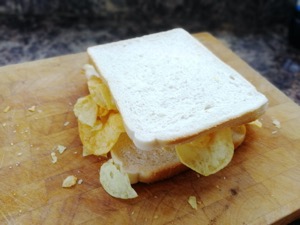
left=74, top=74, right=124, bottom=157
left=74, top=66, right=137, bottom=199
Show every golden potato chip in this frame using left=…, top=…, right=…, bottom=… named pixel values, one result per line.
left=98, top=106, right=109, bottom=117
left=175, top=128, right=234, bottom=176
left=62, top=175, right=77, bottom=188
left=78, top=112, right=125, bottom=156
left=78, top=120, right=101, bottom=156
left=231, top=125, right=246, bottom=149
left=74, top=95, right=98, bottom=127
left=88, top=76, right=117, bottom=111
left=248, top=119, right=262, bottom=128
left=188, top=196, right=198, bottom=210
left=82, top=64, right=100, bottom=79
left=100, top=159, right=138, bottom=199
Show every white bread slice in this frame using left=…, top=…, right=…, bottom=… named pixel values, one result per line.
left=111, top=125, right=246, bottom=184
left=110, top=133, right=187, bottom=184
left=88, top=28, right=268, bottom=150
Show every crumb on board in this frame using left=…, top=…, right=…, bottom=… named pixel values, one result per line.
left=188, top=196, right=198, bottom=210
left=28, top=105, right=36, bottom=112
left=57, top=145, right=67, bottom=154
left=248, top=119, right=262, bottom=128
left=3, top=106, right=11, bottom=113
left=51, top=152, right=57, bottom=163
left=272, top=118, right=281, bottom=128
left=77, top=179, right=83, bottom=184
left=64, top=121, right=70, bottom=126
left=62, top=175, right=78, bottom=188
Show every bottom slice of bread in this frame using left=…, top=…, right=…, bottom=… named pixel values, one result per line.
left=111, top=133, right=188, bottom=184
left=110, top=125, right=246, bottom=184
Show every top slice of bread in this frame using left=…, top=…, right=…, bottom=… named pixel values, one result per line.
left=88, top=28, right=268, bottom=150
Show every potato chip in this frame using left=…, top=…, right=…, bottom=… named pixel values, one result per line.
left=100, top=159, right=138, bottom=199
left=231, top=125, right=246, bottom=149
left=82, top=64, right=100, bottom=79
left=3, top=106, right=11, bottom=113
left=188, top=196, right=198, bottom=210
left=88, top=76, right=117, bottom=111
left=98, top=106, right=109, bottom=117
left=74, top=95, right=98, bottom=127
left=62, top=175, right=78, bottom=188
left=248, top=119, right=262, bottom=128
left=78, top=112, right=125, bottom=156
left=175, top=128, right=234, bottom=176
left=78, top=120, right=101, bottom=156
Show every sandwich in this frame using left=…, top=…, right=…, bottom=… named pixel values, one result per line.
left=73, top=28, right=268, bottom=199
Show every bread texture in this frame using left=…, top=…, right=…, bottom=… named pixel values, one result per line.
left=111, top=125, right=246, bottom=184
left=88, top=28, right=268, bottom=150
left=110, top=133, right=187, bottom=184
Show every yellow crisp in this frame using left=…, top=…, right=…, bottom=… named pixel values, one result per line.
left=28, top=105, right=36, bottom=112
left=74, top=95, right=98, bottom=127
left=78, top=112, right=125, bottom=156
left=175, top=128, right=234, bottom=176
left=88, top=76, right=117, bottom=112
left=100, top=159, right=138, bottom=199
left=231, top=125, right=246, bottom=149
left=98, top=106, right=109, bottom=117
left=3, top=106, right=10, bottom=113
left=248, top=119, right=262, bottom=128
left=62, top=175, right=77, bottom=188
left=188, top=196, right=198, bottom=210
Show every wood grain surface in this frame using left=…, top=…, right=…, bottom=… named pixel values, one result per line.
left=0, top=32, right=299, bottom=225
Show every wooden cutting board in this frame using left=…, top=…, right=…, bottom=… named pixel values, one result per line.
left=0, top=32, right=300, bottom=225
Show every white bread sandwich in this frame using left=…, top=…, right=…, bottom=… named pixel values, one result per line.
left=73, top=28, right=268, bottom=199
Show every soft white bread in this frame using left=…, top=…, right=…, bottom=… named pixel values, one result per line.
left=88, top=28, right=268, bottom=150
left=111, top=126, right=246, bottom=184
left=110, top=133, right=187, bottom=184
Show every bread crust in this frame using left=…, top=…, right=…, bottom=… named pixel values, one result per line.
left=166, top=103, right=266, bottom=146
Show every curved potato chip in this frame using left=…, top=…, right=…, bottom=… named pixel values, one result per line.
left=100, top=159, right=138, bottom=199
left=98, top=106, right=110, bottom=117
left=175, top=128, right=234, bottom=176
left=82, top=64, right=100, bottom=79
left=78, top=120, right=102, bottom=156
left=231, top=125, right=246, bottom=149
left=73, top=95, right=98, bottom=127
left=78, top=112, right=125, bottom=156
left=88, top=76, right=117, bottom=111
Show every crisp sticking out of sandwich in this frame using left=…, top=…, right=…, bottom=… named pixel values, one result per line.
left=74, top=28, right=268, bottom=199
